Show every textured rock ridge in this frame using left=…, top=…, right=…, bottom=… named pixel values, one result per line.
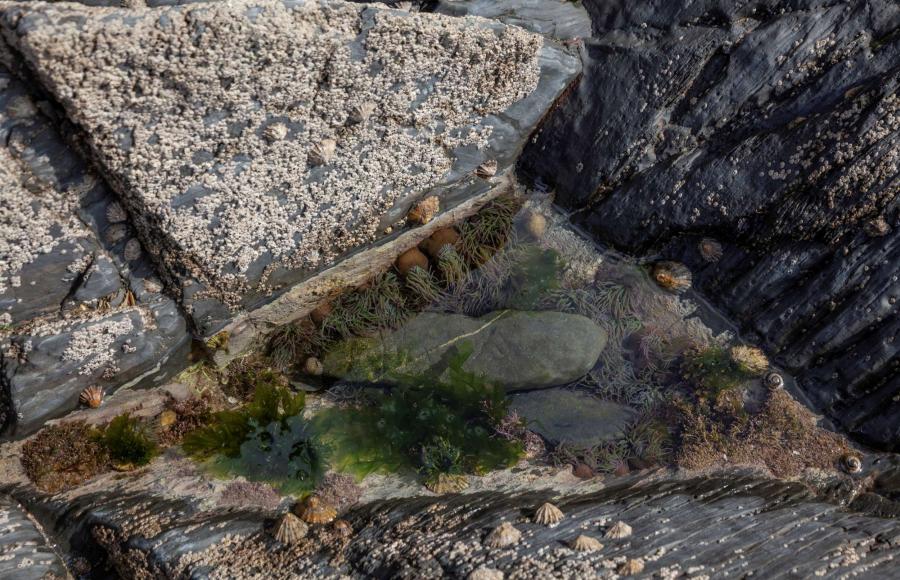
left=518, top=0, right=900, bottom=450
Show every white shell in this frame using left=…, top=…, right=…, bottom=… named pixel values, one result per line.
left=348, top=101, right=376, bottom=124
left=533, top=502, right=563, bottom=526
left=273, top=513, right=308, bottom=545
left=765, top=371, right=784, bottom=390
left=468, top=567, right=503, bottom=580
left=604, top=521, right=632, bottom=539
left=475, top=159, right=498, bottom=179
left=309, top=139, right=336, bottom=166
left=570, top=535, right=603, bottom=552
left=484, top=522, right=521, bottom=549
left=264, top=122, right=289, bottom=142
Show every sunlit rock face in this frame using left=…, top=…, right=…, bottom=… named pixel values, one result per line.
left=519, top=0, right=900, bottom=450
left=0, top=0, right=577, bottom=336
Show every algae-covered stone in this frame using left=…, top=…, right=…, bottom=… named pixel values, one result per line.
left=323, top=310, right=607, bottom=391
left=510, top=389, right=636, bottom=447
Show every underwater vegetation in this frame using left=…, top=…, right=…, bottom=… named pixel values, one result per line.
left=100, top=414, right=159, bottom=468
left=457, top=194, right=521, bottom=265
left=680, top=345, right=762, bottom=400
left=313, top=344, right=523, bottom=486
left=182, top=380, right=326, bottom=494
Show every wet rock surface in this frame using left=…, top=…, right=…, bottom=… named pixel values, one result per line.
left=510, top=389, right=636, bottom=446
left=324, top=310, right=608, bottom=391
left=518, top=0, right=900, bottom=450
left=0, top=493, right=67, bottom=579
left=0, top=65, right=190, bottom=437
left=2, top=465, right=899, bottom=578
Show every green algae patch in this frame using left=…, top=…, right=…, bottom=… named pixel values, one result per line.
left=182, top=380, right=326, bottom=494
left=101, top=414, right=159, bottom=468
left=313, top=343, right=523, bottom=484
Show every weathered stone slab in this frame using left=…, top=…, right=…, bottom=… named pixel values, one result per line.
left=0, top=66, right=190, bottom=437
left=510, top=388, right=636, bottom=446
left=0, top=0, right=579, bottom=337
left=435, top=0, right=592, bottom=40
left=324, top=310, right=607, bottom=390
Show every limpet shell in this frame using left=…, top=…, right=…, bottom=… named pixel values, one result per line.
left=308, top=139, right=336, bottom=166
left=79, top=386, right=104, bottom=409
left=475, top=159, right=498, bottom=179
left=294, top=495, right=337, bottom=524
left=273, top=512, right=308, bottom=545
left=604, top=521, right=632, bottom=539
left=570, top=534, right=603, bottom=552
left=533, top=502, right=563, bottom=526
left=484, top=521, right=521, bottom=549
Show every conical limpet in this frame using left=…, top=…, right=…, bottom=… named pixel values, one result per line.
left=264, top=122, right=289, bottom=142
left=604, top=521, right=632, bottom=539
left=484, top=522, right=521, bottom=548
left=348, top=101, right=376, bottom=124
left=294, top=495, right=337, bottom=524
left=533, top=502, right=563, bottom=526
left=570, top=534, right=603, bottom=552
left=308, top=139, right=336, bottom=166
left=698, top=238, right=723, bottom=262
left=618, top=558, right=644, bottom=576
left=425, top=472, right=469, bottom=494
left=468, top=566, right=504, bottom=580
left=273, top=512, right=308, bottom=545
left=651, top=261, right=691, bottom=293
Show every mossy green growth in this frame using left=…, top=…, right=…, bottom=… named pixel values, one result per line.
left=100, top=414, right=158, bottom=467
left=182, top=379, right=326, bottom=494
left=314, top=343, right=522, bottom=482
left=681, top=346, right=753, bottom=400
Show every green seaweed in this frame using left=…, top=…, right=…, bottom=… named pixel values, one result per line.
left=182, top=380, right=325, bottom=493
left=681, top=346, right=753, bottom=400
left=100, top=414, right=158, bottom=467
left=314, top=343, right=522, bottom=482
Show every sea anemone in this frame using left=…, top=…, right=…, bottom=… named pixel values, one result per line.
left=408, top=196, right=440, bottom=225
left=570, top=535, right=603, bottom=552
left=651, top=261, right=692, bottom=293
left=395, top=247, right=429, bottom=276
left=421, top=228, right=460, bottom=259
left=484, top=522, right=521, bottom=549
left=604, top=521, right=632, bottom=539
left=405, top=265, right=441, bottom=303
left=730, top=345, right=769, bottom=376
left=698, top=238, right=723, bottom=262
left=293, top=495, right=337, bottom=524
left=533, top=502, right=564, bottom=526
left=437, top=245, right=469, bottom=285
left=79, top=386, right=104, bottom=409
left=273, top=512, right=308, bottom=545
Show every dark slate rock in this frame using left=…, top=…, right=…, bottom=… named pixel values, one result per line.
left=518, top=0, right=900, bottom=450
left=0, top=494, right=68, bottom=580
left=5, top=468, right=900, bottom=578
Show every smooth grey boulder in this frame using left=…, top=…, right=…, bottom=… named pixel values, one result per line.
left=518, top=0, right=900, bottom=450
left=324, top=310, right=607, bottom=390
left=0, top=0, right=580, bottom=338
left=510, top=388, right=636, bottom=446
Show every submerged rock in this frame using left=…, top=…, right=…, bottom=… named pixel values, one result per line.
left=324, top=310, right=607, bottom=391
left=509, top=389, right=636, bottom=447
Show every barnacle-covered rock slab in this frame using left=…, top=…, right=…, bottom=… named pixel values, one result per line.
left=0, top=494, right=68, bottom=579
left=0, top=66, right=190, bottom=437
left=0, top=0, right=580, bottom=338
